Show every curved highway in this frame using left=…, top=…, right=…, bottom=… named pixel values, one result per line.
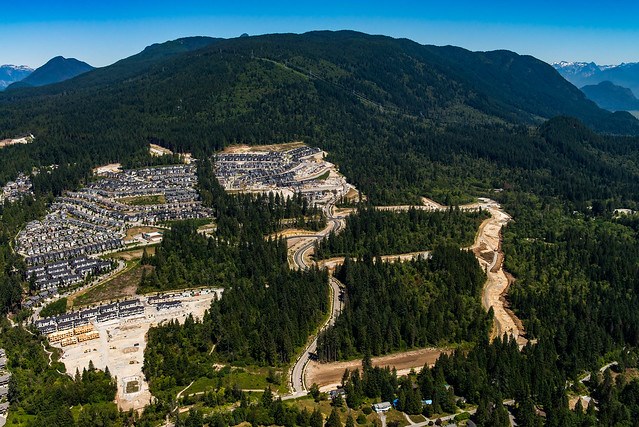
left=286, top=201, right=345, bottom=397
left=285, top=197, right=522, bottom=397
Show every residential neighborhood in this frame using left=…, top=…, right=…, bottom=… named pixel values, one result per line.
left=0, top=173, right=33, bottom=205
left=215, top=145, right=356, bottom=205
left=16, top=164, right=213, bottom=267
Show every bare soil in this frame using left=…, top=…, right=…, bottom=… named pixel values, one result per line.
left=125, top=227, right=164, bottom=240
left=306, top=348, right=449, bottom=391
left=73, top=264, right=152, bottom=308
left=110, top=247, right=156, bottom=261
left=222, top=141, right=306, bottom=153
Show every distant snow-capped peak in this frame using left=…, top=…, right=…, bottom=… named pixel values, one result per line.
left=0, top=64, right=33, bottom=71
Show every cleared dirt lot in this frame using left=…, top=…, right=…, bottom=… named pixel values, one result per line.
left=306, top=348, right=449, bottom=391
left=55, top=292, right=220, bottom=412
left=222, top=142, right=306, bottom=153
left=125, top=226, right=164, bottom=240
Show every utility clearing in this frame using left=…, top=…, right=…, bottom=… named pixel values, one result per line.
left=306, top=348, right=449, bottom=391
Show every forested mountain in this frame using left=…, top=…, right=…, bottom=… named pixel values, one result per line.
left=6, top=56, right=93, bottom=89
left=0, top=32, right=638, bottom=204
left=581, top=81, right=639, bottom=111
left=3, top=31, right=639, bottom=425
left=0, top=31, right=636, bottom=152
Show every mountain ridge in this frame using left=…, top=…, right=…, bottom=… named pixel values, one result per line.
left=581, top=80, right=639, bottom=112
left=6, top=56, right=93, bottom=89
left=554, top=60, right=639, bottom=98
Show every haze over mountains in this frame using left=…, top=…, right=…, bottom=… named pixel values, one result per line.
left=554, top=61, right=639, bottom=111
left=0, top=65, right=33, bottom=90
left=581, top=81, right=639, bottom=112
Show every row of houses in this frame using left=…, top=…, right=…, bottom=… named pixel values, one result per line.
left=17, top=208, right=124, bottom=266
left=23, top=287, right=60, bottom=310
left=214, top=146, right=352, bottom=206
left=16, top=164, right=212, bottom=268
left=25, top=256, right=113, bottom=291
left=0, top=348, right=10, bottom=421
left=35, top=299, right=145, bottom=334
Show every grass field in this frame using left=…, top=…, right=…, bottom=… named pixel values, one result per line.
left=73, top=262, right=151, bottom=307
left=178, top=367, right=289, bottom=398
left=118, top=194, right=166, bottom=206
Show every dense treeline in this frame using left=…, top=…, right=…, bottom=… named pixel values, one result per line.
left=142, top=221, right=329, bottom=365
left=316, top=207, right=487, bottom=259
left=502, top=193, right=639, bottom=377
left=317, top=246, right=490, bottom=361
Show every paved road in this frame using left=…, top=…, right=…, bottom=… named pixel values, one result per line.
left=288, top=276, right=343, bottom=397
left=286, top=200, right=345, bottom=397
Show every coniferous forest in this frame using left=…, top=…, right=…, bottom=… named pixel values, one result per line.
left=317, top=247, right=490, bottom=361
left=315, top=207, right=488, bottom=259
left=4, top=31, right=639, bottom=426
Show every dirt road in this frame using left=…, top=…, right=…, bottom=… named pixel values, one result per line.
left=285, top=196, right=526, bottom=397
left=472, top=207, right=527, bottom=347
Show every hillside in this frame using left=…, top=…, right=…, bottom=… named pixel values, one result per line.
left=1, top=31, right=639, bottom=204
left=0, top=65, right=32, bottom=90
left=582, top=80, right=639, bottom=111
left=6, top=56, right=93, bottom=89
left=1, top=31, right=635, bottom=131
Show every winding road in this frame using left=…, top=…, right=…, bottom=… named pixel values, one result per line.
left=285, top=196, right=526, bottom=396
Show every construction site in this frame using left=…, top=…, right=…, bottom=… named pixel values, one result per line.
left=50, top=290, right=221, bottom=411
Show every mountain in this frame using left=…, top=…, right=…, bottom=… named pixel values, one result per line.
left=0, top=31, right=637, bottom=204
left=0, top=65, right=32, bottom=90
left=581, top=81, right=639, bottom=112
left=1, top=31, right=635, bottom=133
left=554, top=61, right=639, bottom=98
left=6, top=56, right=93, bottom=89
left=552, top=61, right=603, bottom=88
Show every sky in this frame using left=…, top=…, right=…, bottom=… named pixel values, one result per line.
left=2, top=0, right=639, bottom=68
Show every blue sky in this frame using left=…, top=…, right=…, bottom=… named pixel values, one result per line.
left=2, top=1, right=639, bottom=68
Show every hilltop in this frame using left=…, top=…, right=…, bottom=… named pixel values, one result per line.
left=6, top=56, right=93, bottom=89
left=581, top=80, right=639, bottom=112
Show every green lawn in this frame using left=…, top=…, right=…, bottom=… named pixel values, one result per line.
left=6, top=407, right=36, bottom=427
left=118, top=194, right=167, bottom=206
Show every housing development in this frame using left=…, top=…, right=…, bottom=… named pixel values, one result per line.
left=215, top=144, right=357, bottom=205
left=0, top=172, right=32, bottom=204
left=16, top=164, right=212, bottom=267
